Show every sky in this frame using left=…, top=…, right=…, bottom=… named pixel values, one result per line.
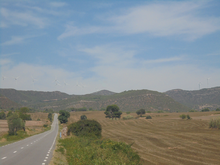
left=0, top=0, right=220, bottom=95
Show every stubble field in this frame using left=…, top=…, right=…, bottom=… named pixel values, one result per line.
left=68, top=111, right=220, bottom=165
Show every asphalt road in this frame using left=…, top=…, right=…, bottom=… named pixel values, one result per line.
left=0, top=113, right=59, bottom=165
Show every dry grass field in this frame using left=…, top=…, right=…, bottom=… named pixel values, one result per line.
left=0, top=112, right=49, bottom=136
left=68, top=111, right=220, bottom=165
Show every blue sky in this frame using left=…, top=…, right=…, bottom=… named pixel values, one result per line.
left=0, top=0, right=220, bottom=94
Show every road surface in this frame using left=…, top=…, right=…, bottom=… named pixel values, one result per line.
left=0, top=113, right=59, bottom=165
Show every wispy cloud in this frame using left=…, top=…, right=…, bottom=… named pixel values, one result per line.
left=143, top=56, right=184, bottom=64
left=58, top=1, right=220, bottom=40
left=58, top=24, right=103, bottom=40
left=50, top=2, right=67, bottom=8
left=0, top=8, right=47, bottom=28
left=0, top=53, right=20, bottom=57
left=0, top=58, right=12, bottom=66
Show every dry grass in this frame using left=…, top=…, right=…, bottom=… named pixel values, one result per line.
left=67, top=111, right=220, bottom=165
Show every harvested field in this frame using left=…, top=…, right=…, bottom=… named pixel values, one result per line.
left=68, top=111, right=220, bottom=165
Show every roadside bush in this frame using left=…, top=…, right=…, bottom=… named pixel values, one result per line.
left=209, top=118, right=220, bottom=129
left=123, top=115, right=134, bottom=120
left=146, top=115, right=152, bottom=119
left=80, top=115, right=87, bottom=120
left=180, top=114, right=186, bottom=119
left=58, top=137, right=141, bottom=165
left=43, top=124, right=48, bottom=127
left=68, top=120, right=102, bottom=138
left=58, top=110, right=70, bottom=124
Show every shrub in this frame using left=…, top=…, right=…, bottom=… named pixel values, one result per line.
left=136, top=109, right=145, bottom=116
left=180, top=114, right=186, bottom=119
left=68, top=120, right=102, bottom=138
left=0, top=111, right=6, bottom=119
left=209, top=118, right=220, bottom=129
left=216, top=108, right=220, bottom=111
left=157, top=110, right=164, bottom=113
left=201, top=108, right=210, bottom=112
left=58, top=110, right=70, bottom=124
left=126, top=111, right=130, bottom=114
left=37, top=118, right=41, bottom=121
left=80, top=115, right=87, bottom=120
left=123, top=115, right=134, bottom=120
left=43, top=124, right=48, bottom=127
left=189, top=109, right=197, bottom=112
left=186, top=114, right=191, bottom=120
left=147, top=111, right=151, bottom=113
left=146, top=115, right=152, bottom=119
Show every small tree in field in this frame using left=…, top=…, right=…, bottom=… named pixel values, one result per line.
left=58, top=110, right=70, bottom=124
left=186, top=114, right=191, bottom=120
left=7, top=113, right=24, bottom=135
left=80, top=115, right=87, bottom=120
left=104, top=105, right=122, bottom=119
left=0, top=111, right=6, bottom=119
left=180, top=114, right=186, bottom=119
left=18, top=107, right=32, bottom=131
left=136, top=109, right=145, bottom=117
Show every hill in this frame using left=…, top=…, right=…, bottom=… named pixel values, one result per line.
left=36, top=89, right=190, bottom=112
left=165, top=86, right=220, bottom=110
left=0, top=88, right=72, bottom=107
left=90, top=90, right=116, bottom=96
left=0, top=95, right=21, bottom=109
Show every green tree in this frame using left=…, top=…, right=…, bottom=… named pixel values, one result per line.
left=104, top=105, right=122, bottom=119
left=18, top=107, right=32, bottom=131
left=0, top=111, right=6, bottom=119
left=216, top=108, right=220, bottom=111
left=7, top=113, right=24, bottom=135
left=186, top=114, right=191, bottom=120
left=58, top=110, right=70, bottom=124
left=7, top=110, right=13, bottom=117
left=80, top=115, right=87, bottom=120
left=201, top=108, right=210, bottom=112
left=180, top=114, right=186, bottom=119
left=48, top=112, right=53, bottom=122
left=136, top=109, right=145, bottom=117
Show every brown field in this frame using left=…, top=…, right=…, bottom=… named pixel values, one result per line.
left=0, top=112, right=49, bottom=136
left=68, top=111, right=220, bottom=165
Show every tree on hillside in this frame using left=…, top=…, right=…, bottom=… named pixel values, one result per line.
left=104, top=105, right=122, bottom=119
left=80, top=115, right=87, bottom=120
left=7, top=113, right=24, bottom=135
left=136, top=109, right=145, bottom=117
left=0, top=110, right=6, bottom=119
left=58, top=110, right=70, bottom=124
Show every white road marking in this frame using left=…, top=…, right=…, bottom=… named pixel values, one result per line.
left=45, top=157, right=48, bottom=159
left=27, top=144, right=29, bottom=146
left=42, top=163, right=45, bottom=165
left=47, top=154, right=49, bottom=156
left=2, top=157, right=7, bottom=160
left=13, top=151, right=17, bottom=153
left=21, top=147, right=24, bottom=149
left=44, top=159, right=47, bottom=162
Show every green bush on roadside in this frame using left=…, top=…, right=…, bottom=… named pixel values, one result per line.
left=57, top=137, right=141, bottom=165
left=68, top=120, right=102, bottom=138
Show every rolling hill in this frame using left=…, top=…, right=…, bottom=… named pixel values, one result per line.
left=165, top=86, right=220, bottom=110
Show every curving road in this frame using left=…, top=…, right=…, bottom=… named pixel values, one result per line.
left=0, top=113, right=59, bottom=165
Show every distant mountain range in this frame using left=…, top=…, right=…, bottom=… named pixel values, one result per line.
left=0, top=87, right=219, bottom=112
left=165, top=86, right=220, bottom=110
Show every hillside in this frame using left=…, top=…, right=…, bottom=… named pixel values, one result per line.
left=165, top=86, right=220, bottom=110
left=0, top=88, right=72, bottom=107
left=0, top=96, right=21, bottom=109
left=36, top=89, right=190, bottom=112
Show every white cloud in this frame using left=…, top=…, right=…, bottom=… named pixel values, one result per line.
left=0, top=8, right=47, bottom=28
left=58, top=1, right=220, bottom=40
left=50, top=2, right=67, bottom=8
left=143, top=56, right=184, bottom=64
left=1, top=36, right=25, bottom=46
left=58, top=24, right=103, bottom=40
left=0, top=58, right=12, bottom=65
